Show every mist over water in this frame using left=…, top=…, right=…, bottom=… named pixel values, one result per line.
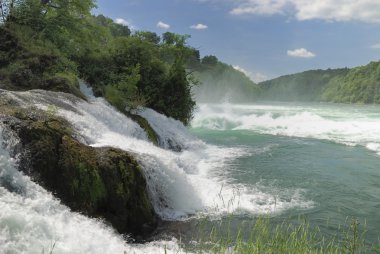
left=192, top=66, right=258, bottom=104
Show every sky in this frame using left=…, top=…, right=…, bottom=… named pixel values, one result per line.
left=94, top=0, right=380, bottom=82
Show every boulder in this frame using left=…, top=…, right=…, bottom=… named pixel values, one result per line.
left=0, top=101, right=157, bottom=238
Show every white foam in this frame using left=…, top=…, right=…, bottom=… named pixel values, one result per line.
left=79, top=82, right=96, bottom=99
left=192, top=103, right=380, bottom=155
left=138, top=108, right=203, bottom=150
left=0, top=126, right=186, bottom=254
left=366, top=143, right=380, bottom=155
left=2, top=89, right=312, bottom=221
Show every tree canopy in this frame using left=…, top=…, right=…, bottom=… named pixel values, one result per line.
left=0, top=0, right=198, bottom=124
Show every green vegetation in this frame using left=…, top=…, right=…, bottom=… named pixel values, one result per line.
left=321, top=61, right=380, bottom=103
left=2, top=1, right=379, bottom=116
left=185, top=217, right=380, bottom=253
left=129, top=114, right=159, bottom=145
left=259, top=61, right=380, bottom=104
left=0, top=0, right=198, bottom=125
left=193, top=55, right=260, bottom=103
left=259, top=68, right=349, bottom=101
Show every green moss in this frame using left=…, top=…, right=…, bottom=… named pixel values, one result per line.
left=98, top=94, right=159, bottom=146
left=116, top=182, right=124, bottom=196
left=129, top=114, right=159, bottom=145
left=1, top=105, right=157, bottom=237
left=70, top=178, right=79, bottom=196
left=74, top=161, right=107, bottom=207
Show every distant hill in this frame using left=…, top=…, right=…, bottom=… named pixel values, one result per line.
left=258, top=60, right=380, bottom=104
left=192, top=55, right=260, bottom=103
left=321, top=61, right=380, bottom=103
left=258, top=68, right=349, bottom=102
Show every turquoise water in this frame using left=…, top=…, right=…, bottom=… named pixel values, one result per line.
left=188, top=102, right=380, bottom=244
left=2, top=89, right=380, bottom=252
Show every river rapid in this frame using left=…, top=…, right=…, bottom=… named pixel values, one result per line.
left=1, top=87, right=379, bottom=253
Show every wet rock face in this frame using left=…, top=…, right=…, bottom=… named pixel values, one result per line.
left=0, top=102, right=158, bottom=238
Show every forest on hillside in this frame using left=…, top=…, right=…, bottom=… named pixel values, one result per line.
left=259, top=61, right=380, bottom=104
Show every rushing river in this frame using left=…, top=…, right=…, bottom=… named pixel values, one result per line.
left=1, top=87, right=379, bottom=253
left=189, top=102, right=380, bottom=244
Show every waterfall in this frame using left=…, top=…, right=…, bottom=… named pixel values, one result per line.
left=0, top=124, right=187, bottom=253
left=0, top=87, right=313, bottom=252
left=4, top=88, right=312, bottom=218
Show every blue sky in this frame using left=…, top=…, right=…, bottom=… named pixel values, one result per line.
left=94, top=0, right=380, bottom=82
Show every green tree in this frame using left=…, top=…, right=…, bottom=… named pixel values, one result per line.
left=162, top=56, right=195, bottom=125
left=134, top=31, right=160, bottom=44
left=1, top=1, right=197, bottom=125
left=201, top=55, right=218, bottom=66
left=93, top=15, right=131, bottom=37
left=162, top=32, right=190, bottom=46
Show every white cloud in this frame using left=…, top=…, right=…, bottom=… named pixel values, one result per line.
left=230, top=0, right=288, bottom=16
left=287, top=48, right=316, bottom=58
left=228, top=0, right=380, bottom=23
left=115, top=18, right=129, bottom=26
left=114, top=18, right=137, bottom=30
left=233, top=65, right=269, bottom=82
left=157, top=21, right=170, bottom=29
left=370, top=44, right=380, bottom=49
left=190, top=23, right=208, bottom=30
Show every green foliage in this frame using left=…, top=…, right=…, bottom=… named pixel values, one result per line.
left=201, top=55, right=218, bottom=66
left=321, top=61, right=380, bottom=104
left=104, top=34, right=196, bottom=123
left=8, top=0, right=96, bottom=57
left=160, top=57, right=195, bottom=125
left=259, top=61, right=380, bottom=105
left=0, top=0, right=198, bottom=124
left=0, top=24, right=80, bottom=94
left=134, top=31, right=160, bottom=44
left=102, top=64, right=145, bottom=113
left=93, top=15, right=131, bottom=38
left=113, top=64, right=147, bottom=111
left=104, top=85, right=126, bottom=112
left=188, top=217, right=379, bottom=254
left=259, top=68, right=349, bottom=101
left=162, top=32, right=190, bottom=46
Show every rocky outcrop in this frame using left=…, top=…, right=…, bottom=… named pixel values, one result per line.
left=0, top=97, right=157, bottom=238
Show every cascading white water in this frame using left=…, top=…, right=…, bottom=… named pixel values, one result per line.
left=0, top=125, right=185, bottom=254
left=192, top=103, right=380, bottom=155
left=4, top=88, right=312, bottom=220
left=137, top=108, right=201, bottom=150
left=0, top=87, right=314, bottom=253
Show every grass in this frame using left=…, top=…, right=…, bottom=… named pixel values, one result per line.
left=182, top=217, right=380, bottom=254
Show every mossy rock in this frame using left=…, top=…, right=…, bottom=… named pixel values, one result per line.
left=1, top=104, right=157, bottom=237
left=129, top=114, right=159, bottom=146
